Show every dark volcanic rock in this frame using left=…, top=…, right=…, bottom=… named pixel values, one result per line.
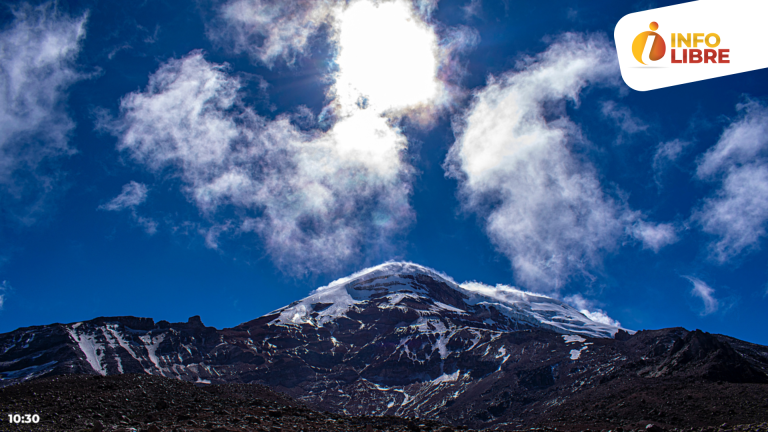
left=0, top=374, right=461, bottom=431
left=1, top=374, right=767, bottom=432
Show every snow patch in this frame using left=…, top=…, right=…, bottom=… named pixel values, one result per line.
left=67, top=327, right=106, bottom=375
left=105, top=325, right=141, bottom=363
left=431, top=301, right=466, bottom=314
left=570, top=346, right=588, bottom=360
left=432, top=370, right=460, bottom=384
left=139, top=333, right=167, bottom=374
left=563, top=335, right=586, bottom=344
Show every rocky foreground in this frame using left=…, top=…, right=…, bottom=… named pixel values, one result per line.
left=0, top=373, right=767, bottom=432
left=0, top=374, right=457, bottom=432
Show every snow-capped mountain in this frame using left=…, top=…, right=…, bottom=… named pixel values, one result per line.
left=1, top=262, right=767, bottom=429
left=271, top=261, right=622, bottom=338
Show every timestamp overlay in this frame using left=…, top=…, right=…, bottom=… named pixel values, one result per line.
left=6, top=413, right=42, bottom=425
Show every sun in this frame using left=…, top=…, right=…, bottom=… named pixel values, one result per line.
left=334, top=0, right=440, bottom=114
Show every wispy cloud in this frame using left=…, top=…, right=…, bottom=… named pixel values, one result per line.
left=0, top=280, right=11, bottom=310
left=207, top=0, right=337, bottom=67
left=99, top=181, right=148, bottom=211
left=683, top=276, right=719, bottom=316
left=600, top=100, right=648, bottom=138
left=628, top=220, right=678, bottom=252
left=566, top=8, right=579, bottom=21
left=109, top=52, right=414, bottom=274
left=654, top=139, right=688, bottom=168
left=435, top=24, right=480, bottom=109
left=693, top=99, right=768, bottom=262
left=415, top=0, right=440, bottom=18
left=564, top=293, right=622, bottom=327
left=445, top=33, right=675, bottom=292
left=0, top=2, right=87, bottom=225
left=696, top=99, right=768, bottom=179
left=652, top=138, right=690, bottom=186
left=461, top=0, right=483, bottom=20
left=99, top=181, right=156, bottom=235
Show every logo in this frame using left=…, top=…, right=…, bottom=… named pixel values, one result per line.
left=669, top=31, right=728, bottom=64
left=632, top=22, right=666, bottom=65
left=631, top=22, right=729, bottom=66
left=615, top=1, right=765, bottom=91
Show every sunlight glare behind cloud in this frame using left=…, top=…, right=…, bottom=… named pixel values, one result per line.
left=335, top=0, right=439, bottom=113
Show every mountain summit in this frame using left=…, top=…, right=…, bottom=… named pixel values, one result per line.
left=1, top=262, right=767, bottom=429
left=271, top=261, right=622, bottom=338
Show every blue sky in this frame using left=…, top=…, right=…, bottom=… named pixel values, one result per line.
left=1, top=0, right=767, bottom=345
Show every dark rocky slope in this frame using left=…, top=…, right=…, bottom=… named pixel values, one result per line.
left=0, top=373, right=460, bottom=432
left=1, top=373, right=767, bottom=432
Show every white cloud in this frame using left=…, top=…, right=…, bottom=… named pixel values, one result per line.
left=0, top=2, right=87, bottom=224
left=696, top=100, right=768, bottom=179
left=628, top=220, right=678, bottom=253
left=435, top=25, right=480, bottom=97
left=99, top=181, right=157, bottom=235
left=0, top=280, right=10, bottom=310
left=695, top=164, right=768, bottom=262
left=111, top=52, right=414, bottom=274
left=112, top=1, right=464, bottom=273
left=654, top=139, right=688, bottom=168
left=461, top=0, right=482, bottom=20
left=415, top=0, right=440, bottom=18
left=200, top=222, right=233, bottom=250
left=683, top=276, right=719, bottom=316
left=600, top=100, right=648, bottom=137
left=581, top=309, right=621, bottom=327
left=652, top=139, right=690, bottom=185
left=693, top=99, right=768, bottom=262
left=99, top=181, right=148, bottom=211
left=208, top=0, right=337, bottom=67
left=135, top=216, right=158, bottom=236
left=446, top=33, right=674, bottom=292
left=563, top=294, right=622, bottom=327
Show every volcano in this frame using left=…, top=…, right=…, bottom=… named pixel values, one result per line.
left=2, top=262, right=767, bottom=430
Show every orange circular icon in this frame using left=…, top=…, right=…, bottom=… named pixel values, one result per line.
left=632, top=22, right=666, bottom=65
